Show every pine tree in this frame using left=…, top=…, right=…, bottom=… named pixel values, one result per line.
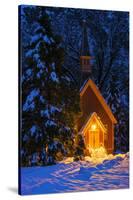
left=21, top=6, right=80, bottom=166
left=105, top=68, right=129, bottom=152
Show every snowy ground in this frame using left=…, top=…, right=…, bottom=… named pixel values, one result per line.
left=20, top=150, right=129, bottom=195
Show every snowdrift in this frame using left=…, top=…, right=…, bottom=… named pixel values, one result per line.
left=20, top=151, right=129, bottom=195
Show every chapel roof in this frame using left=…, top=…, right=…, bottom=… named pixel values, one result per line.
left=80, top=79, right=117, bottom=124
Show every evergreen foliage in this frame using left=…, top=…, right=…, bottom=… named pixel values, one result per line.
left=74, top=134, right=85, bottom=161
left=105, top=67, right=129, bottom=152
left=20, top=6, right=80, bottom=166
left=20, top=6, right=129, bottom=166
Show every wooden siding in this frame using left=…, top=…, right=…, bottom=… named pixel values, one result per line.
left=77, top=85, right=114, bottom=153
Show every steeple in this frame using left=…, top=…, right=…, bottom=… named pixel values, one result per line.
left=81, top=19, right=90, bottom=56
left=80, top=20, right=92, bottom=85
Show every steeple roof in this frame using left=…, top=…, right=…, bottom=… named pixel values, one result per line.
left=81, top=19, right=90, bottom=56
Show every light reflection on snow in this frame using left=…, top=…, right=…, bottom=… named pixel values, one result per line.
left=20, top=151, right=129, bottom=195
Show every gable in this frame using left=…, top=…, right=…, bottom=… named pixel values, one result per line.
left=80, top=79, right=117, bottom=124
left=79, top=112, right=107, bottom=134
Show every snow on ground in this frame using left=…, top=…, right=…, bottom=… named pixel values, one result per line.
left=20, top=149, right=129, bottom=195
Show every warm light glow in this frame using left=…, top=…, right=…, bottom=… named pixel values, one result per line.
left=91, top=123, right=97, bottom=131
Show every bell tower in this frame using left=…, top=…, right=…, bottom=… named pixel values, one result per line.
left=80, top=20, right=92, bottom=85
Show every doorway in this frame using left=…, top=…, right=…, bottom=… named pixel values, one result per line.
left=89, top=130, right=100, bottom=148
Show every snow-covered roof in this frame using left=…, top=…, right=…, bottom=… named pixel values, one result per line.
left=80, top=79, right=88, bottom=93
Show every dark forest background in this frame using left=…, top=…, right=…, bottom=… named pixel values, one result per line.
left=19, top=5, right=129, bottom=166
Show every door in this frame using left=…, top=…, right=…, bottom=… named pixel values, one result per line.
left=89, top=130, right=100, bottom=148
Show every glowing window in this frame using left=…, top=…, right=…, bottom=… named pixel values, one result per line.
left=91, top=124, right=97, bottom=131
